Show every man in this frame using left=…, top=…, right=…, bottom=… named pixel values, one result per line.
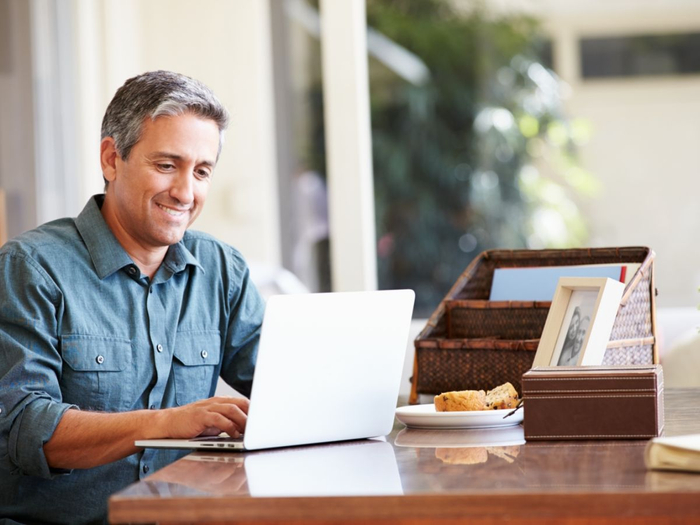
left=0, top=71, right=265, bottom=524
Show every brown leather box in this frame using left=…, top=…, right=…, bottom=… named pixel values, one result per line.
left=522, top=365, right=664, bottom=441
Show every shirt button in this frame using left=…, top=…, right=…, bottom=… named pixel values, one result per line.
left=96, top=355, right=105, bottom=365
left=201, top=350, right=208, bottom=359
left=149, top=405, right=156, bottom=410
left=149, top=287, right=153, bottom=294
left=157, top=344, right=163, bottom=353
left=143, top=464, right=150, bottom=474
left=128, top=266, right=137, bottom=275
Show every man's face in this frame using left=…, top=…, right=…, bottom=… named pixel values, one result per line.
left=101, top=112, right=219, bottom=252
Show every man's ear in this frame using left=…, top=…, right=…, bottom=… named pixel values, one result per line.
left=100, top=137, right=119, bottom=183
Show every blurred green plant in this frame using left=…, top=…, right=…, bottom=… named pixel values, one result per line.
left=366, top=0, right=597, bottom=316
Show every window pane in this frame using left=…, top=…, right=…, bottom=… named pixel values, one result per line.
left=367, top=1, right=585, bottom=316
left=273, top=0, right=331, bottom=293
left=581, top=32, right=700, bottom=78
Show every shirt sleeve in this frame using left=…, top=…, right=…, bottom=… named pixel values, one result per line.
left=218, top=249, right=265, bottom=398
left=0, top=251, right=77, bottom=479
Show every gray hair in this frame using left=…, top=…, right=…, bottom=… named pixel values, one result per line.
left=101, top=70, right=230, bottom=164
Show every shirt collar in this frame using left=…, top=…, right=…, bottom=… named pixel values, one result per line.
left=162, top=240, right=204, bottom=277
left=75, top=195, right=203, bottom=280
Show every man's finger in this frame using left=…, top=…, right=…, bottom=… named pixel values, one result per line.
left=209, top=403, right=248, bottom=432
left=202, top=412, right=239, bottom=436
left=209, top=396, right=250, bottom=414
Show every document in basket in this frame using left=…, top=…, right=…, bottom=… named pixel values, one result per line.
left=489, top=263, right=638, bottom=301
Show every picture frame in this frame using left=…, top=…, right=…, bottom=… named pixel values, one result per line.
left=532, top=277, right=625, bottom=368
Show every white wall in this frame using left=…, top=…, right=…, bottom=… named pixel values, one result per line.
left=568, top=79, right=700, bottom=307
left=72, top=0, right=107, bottom=204
left=0, top=0, right=38, bottom=238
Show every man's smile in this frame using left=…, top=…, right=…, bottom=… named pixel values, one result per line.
left=156, top=203, right=190, bottom=217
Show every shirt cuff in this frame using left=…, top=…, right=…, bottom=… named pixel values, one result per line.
left=8, top=398, right=78, bottom=479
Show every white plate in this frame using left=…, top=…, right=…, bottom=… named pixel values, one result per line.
left=395, top=404, right=523, bottom=430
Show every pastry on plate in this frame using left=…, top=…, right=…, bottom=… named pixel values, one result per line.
left=434, top=389, right=486, bottom=412
left=484, top=382, right=519, bottom=410
left=434, top=382, right=520, bottom=412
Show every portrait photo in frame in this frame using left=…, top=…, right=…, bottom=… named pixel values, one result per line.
left=532, top=277, right=626, bottom=368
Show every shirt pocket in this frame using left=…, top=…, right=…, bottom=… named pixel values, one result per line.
left=61, top=335, right=134, bottom=412
left=172, top=330, right=222, bottom=406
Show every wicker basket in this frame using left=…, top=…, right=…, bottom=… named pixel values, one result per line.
left=410, top=247, right=657, bottom=404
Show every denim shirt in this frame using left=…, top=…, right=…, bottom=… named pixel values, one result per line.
left=0, top=195, right=264, bottom=524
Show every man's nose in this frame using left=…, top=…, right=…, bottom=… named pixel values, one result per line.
left=170, top=170, right=194, bottom=204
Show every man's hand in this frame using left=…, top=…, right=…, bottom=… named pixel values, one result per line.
left=159, top=396, right=249, bottom=439
left=44, top=396, right=250, bottom=470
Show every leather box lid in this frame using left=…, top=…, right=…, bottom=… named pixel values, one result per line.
left=522, top=365, right=663, bottom=394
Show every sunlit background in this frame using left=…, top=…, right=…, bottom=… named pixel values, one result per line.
left=1, top=0, right=699, bottom=332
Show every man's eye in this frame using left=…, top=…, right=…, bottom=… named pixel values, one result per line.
left=158, top=163, right=175, bottom=171
left=195, top=169, right=211, bottom=179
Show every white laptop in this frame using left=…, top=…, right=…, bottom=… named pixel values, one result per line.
left=136, top=289, right=415, bottom=452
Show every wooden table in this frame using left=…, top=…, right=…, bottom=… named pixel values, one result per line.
left=109, top=389, right=700, bottom=524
